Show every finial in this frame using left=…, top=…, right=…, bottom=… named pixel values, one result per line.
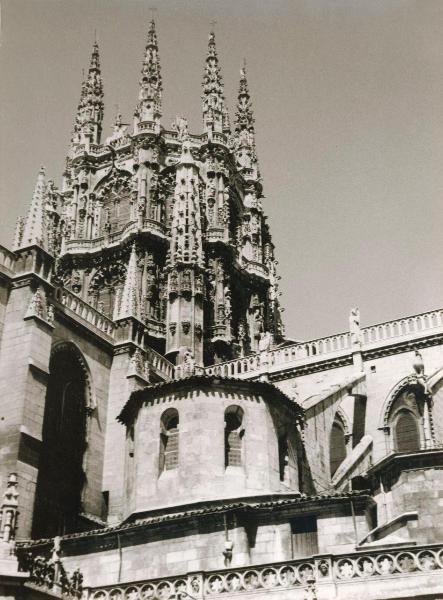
left=210, top=19, right=217, bottom=33
left=94, top=28, right=97, bottom=43
left=149, top=6, right=157, bottom=21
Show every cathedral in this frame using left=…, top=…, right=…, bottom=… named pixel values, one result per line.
left=0, top=19, right=443, bottom=600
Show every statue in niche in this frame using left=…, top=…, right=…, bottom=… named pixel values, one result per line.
left=195, top=274, right=204, bottom=296
left=250, top=293, right=264, bottom=341
left=181, top=270, right=192, bottom=293
left=145, top=270, right=156, bottom=300
left=169, top=271, right=178, bottom=294
left=237, top=322, right=247, bottom=357
left=224, top=286, right=232, bottom=321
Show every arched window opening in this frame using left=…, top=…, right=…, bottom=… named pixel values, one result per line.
left=394, top=410, right=420, bottom=452
left=33, top=345, right=88, bottom=538
left=278, top=435, right=290, bottom=484
left=225, top=406, right=244, bottom=468
left=330, top=420, right=347, bottom=477
left=386, top=385, right=425, bottom=454
left=159, top=409, right=179, bottom=473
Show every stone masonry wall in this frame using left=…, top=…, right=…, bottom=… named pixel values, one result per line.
left=124, top=384, right=300, bottom=517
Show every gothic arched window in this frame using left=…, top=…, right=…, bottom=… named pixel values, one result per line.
left=224, top=406, right=244, bottom=468
left=394, top=410, right=420, bottom=452
left=386, top=386, right=423, bottom=454
left=159, top=409, right=179, bottom=473
left=330, top=420, right=347, bottom=477
left=32, top=344, right=89, bottom=538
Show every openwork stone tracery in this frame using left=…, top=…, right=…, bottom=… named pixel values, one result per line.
left=14, top=21, right=284, bottom=367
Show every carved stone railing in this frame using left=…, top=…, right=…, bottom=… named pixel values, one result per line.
left=203, top=308, right=443, bottom=380
left=86, top=543, right=443, bottom=599
left=203, top=331, right=351, bottom=380
left=18, top=550, right=83, bottom=599
left=361, top=309, right=443, bottom=346
left=64, top=220, right=166, bottom=255
left=54, top=288, right=115, bottom=340
left=242, top=260, right=269, bottom=279
left=0, top=245, right=16, bottom=274
left=147, top=346, right=174, bottom=381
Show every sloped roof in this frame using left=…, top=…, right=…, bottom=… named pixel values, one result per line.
left=118, top=374, right=304, bottom=425
left=17, top=490, right=371, bottom=550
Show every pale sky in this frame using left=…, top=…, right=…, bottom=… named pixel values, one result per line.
left=0, top=0, right=442, bottom=340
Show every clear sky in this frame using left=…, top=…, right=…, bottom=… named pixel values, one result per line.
left=0, top=0, right=442, bottom=340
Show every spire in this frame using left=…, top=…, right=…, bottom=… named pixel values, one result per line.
left=115, top=244, right=141, bottom=320
left=234, top=63, right=259, bottom=177
left=71, top=41, right=104, bottom=149
left=19, top=167, right=47, bottom=250
left=134, top=19, right=162, bottom=129
left=235, top=63, right=255, bottom=134
left=202, top=30, right=228, bottom=135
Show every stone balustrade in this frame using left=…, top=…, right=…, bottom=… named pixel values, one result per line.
left=64, top=220, right=166, bottom=255
left=86, top=543, right=443, bottom=599
left=243, top=261, right=268, bottom=279
left=361, top=309, right=443, bottom=345
left=18, top=550, right=83, bottom=599
left=202, top=308, right=443, bottom=380
left=54, top=288, right=115, bottom=339
left=147, top=346, right=175, bottom=381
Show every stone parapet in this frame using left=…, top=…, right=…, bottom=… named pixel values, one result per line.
left=201, top=308, right=443, bottom=381
left=85, top=542, right=443, bottom=600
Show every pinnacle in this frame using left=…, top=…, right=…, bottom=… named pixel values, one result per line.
left=116, top=244, right=141, bottom=321
left=19, top=166, right=48, bottom=250
left=135, top=17, right=162, bottom=123
left=89, top=39, right=101, bottom=72
left=146, top=19, right=158, bottom=49
left=71, top=40, right=104, bottom=147
left=235, top=61, right=255, bottom=134
left=202, top=27, right=226, bottom=134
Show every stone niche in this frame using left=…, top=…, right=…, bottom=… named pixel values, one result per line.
left=119, top=376, right=304, bottom=518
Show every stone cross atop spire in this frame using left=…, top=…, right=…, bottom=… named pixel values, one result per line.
left=115, top=244, right=141, bottom=321
left=71, top=41, right=104, bottom=150
left=202, top=30, right=229, bottom=135
left=134, top=19, right=163, bottom=129
left=16, top=167, right=48, bottom=251
left=234, top=64, right=259, bottom=178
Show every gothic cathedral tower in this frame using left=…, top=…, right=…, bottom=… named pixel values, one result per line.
left=13, top=22, right=285, bottom=366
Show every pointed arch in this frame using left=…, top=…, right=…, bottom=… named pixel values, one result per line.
left=32, top=342, right=93, bottom=537
left=379, top=375, right=426, bottom=429
left=380, top=375, right=429, bottom=454
left=50, top=341, right=95, bottom=410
